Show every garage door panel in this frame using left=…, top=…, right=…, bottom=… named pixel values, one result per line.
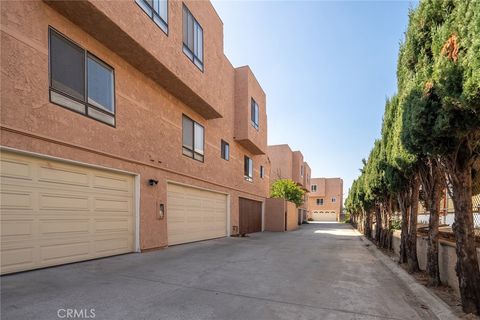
left=1, top=190, right=33, bottom=210
left=167, top=183, right=227, bottom=245
left=0, top=159, right=32, bottom=180
left=0, top=151, right=135, bottom=274
left=39, top=193, right=90, bottom=211
left=38, top=165, right=89, bottom=187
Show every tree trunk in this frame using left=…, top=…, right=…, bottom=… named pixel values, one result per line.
left=398, top=193, right=409, bottom=264
left=421, top=159, right=443, bottom=287
left=364, top=210, right=372, bottom=239
left=449, top=165, right=480, bottom=314
left=375, top=204, right=382, bottom=245
left=407, top=174, right=420, bottom=273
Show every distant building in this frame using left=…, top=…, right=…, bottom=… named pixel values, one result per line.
left=308, top=178, right=343, bottom=221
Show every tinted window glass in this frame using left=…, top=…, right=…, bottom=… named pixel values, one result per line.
left=182, top=116, right=193, bottom=149
left=194, top=122, right=204, bottom=155
left=50, top=31, right=85, bottom=101
left=87, top=55, right=114, bottom=112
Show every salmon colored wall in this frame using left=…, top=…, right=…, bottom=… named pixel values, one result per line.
left=265, top=198, right=286, bottom=232
left=286, top=201, right=298, bottom=231
left=268, top=144, right=293, bottom=182
left=0, top=1, right=269, bottom=249
left=308, top=178, right=343, bottom=219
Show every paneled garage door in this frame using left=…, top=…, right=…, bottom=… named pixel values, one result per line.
left=312, top=211, right=337, bottom=221
left=167, top=183, right=227, bottom=245
left=0, top=151, right=135, bottom=275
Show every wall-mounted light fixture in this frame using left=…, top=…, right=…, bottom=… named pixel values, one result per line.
left=148, top=179, right=158, bottom=186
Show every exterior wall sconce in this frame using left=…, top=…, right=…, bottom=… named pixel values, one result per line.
left=148, top=179, right=158, bottom=186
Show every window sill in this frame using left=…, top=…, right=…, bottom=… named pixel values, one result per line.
left=244, top=176, right=253, bottom=182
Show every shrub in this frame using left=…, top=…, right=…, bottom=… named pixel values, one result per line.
left=270, top=179, right=305, bottom=207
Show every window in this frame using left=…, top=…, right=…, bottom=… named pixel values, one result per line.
left=182, top=115, right=204, bottom=162
left=221, top=140, right=229, bottom=161
left=244, top=156, right=253, bottom=182
left=311, top=185, right=317, bottom=192
left=49, top=28, right=115, bottom=126
left=251, top=98, right=259, bottom=129
left=301, top=165, right=304, bottom=177
left=183, top=5, right=203, bottom=70
left=332, top=197, right=336, bottom=203
left=316, top=198, right=324, bottom=206
left=135, top=0, right=168, bottom=33
left=260, top=165, right=265, bottom=178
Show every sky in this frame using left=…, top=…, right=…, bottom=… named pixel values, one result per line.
left=212, top=0, right=415, bottom=199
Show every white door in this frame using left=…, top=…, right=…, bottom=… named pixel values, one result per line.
left=0, top=151, right=135, bottom=275
left=312, top=211, right=337, bottom=221
left=167, top=183, right=227, bottom=245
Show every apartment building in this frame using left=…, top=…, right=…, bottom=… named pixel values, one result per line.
left=0, top=0, right=270, bottom=274
left=308, top=178, right=343, bottom=221
left=267, top=144, right=311, bottom=224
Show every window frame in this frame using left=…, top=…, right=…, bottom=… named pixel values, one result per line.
left=182, top=114, right=205, bottom=162
left=135, top=0, right=169, bottom=34
left=221, top=139, right=230, bottom=161
left=250, top=98, right=259, bottom=129
left=316, top=198, right=324, bottom=206
left=244, top=156, right=253, bottom=182
left=332, top=197, right=337, bottom=203
left=48, top=27, right=116, bottom=127
left=182, top=4, right=204, bottom=71
left=260, top=165, right=265, bottom=179
left=311, top=184, right=317, bottom=192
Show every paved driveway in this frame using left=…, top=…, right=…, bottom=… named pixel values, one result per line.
left=1, top=223, right=438, bottom=320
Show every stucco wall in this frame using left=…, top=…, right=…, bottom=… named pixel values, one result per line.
left=308, top=178, right=343, bottom=220
left=286, top=202, right=299, bottom=231
left=391, top=231, right=480, bottom=294
left=265, top=198, right=285, bottom=232
left=0, top=1, right=269, bottom=250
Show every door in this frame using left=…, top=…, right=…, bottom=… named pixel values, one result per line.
left=167, top=183, right=227, bottom=245
left=0, top=151, right=135, bottom=275
left=312, top=211, right=337, bottom=221
left=239, top=198, right=262, bottom=234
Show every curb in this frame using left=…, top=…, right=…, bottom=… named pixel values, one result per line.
left=352, top=229, right=458, bottom=320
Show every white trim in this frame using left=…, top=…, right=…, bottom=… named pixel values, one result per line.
left=1, top=146, right=141, bottom=254
left=226, top=194, right=231, bottom=237
left=166, top=179, right=230, bottom=195
left=134, top=175, right=141, bottom=252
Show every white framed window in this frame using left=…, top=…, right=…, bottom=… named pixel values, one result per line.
left=332, top=197, right=336, bottom=203
left=182, top=115, right=204, bottom=162
left=183, top=4, right=203, bottom=71
left=316, top=198, right=324, bottom=206
left=311, top=184, right=317, bottom=192
left=260, top=165, right=265, bottom=178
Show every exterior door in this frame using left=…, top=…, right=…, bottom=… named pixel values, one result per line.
left=167, top=183, right=227, bottom=245
left=239, top=198, right=262, bottom=234
left=0, top=151, right=135, bottom=275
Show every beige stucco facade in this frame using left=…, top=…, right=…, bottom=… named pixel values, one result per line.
left=308, top=178, right=343, bottom=221
left=0, top=0, right=269, bottom=254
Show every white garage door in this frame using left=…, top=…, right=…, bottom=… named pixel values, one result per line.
left=312, top=211, right=337, bottom=221
left=0, top=151, right=135, bottom=275
left=167, top=183, right=227, bottom=245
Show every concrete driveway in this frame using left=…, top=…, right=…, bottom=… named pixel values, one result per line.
left=1, top=223, right=438, bottom=320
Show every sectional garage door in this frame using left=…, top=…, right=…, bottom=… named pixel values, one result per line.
left=0, top=151, right=135, bottom=275
left=167, top=183, right=227, bottom=245
left=312, top=211, right=337, bottom=221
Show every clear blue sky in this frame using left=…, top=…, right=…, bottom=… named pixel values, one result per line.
left=212, top=0, right=415, bottom=198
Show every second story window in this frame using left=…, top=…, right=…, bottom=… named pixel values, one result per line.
left=332, top=197, right=337, bottom=203
left=311, top=185, right=317, bottom=192
left=251, top=98, right=259, bottom=129
left=260, top=165, right=265, bottom=179
left=301, top=165, right=304, bottom=177
left=182, top=115, right=204, bottom=162
left=221, top=140, right=229, bottom=160
left=136, top=0, right=168, bottom=34
left=244, top=156, right=253, bottom=182
left=49, top=27, right=115, bottom=126
left=316, top=198, right=324, bottom=206
left=183, top=5, right=203, bottom=71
